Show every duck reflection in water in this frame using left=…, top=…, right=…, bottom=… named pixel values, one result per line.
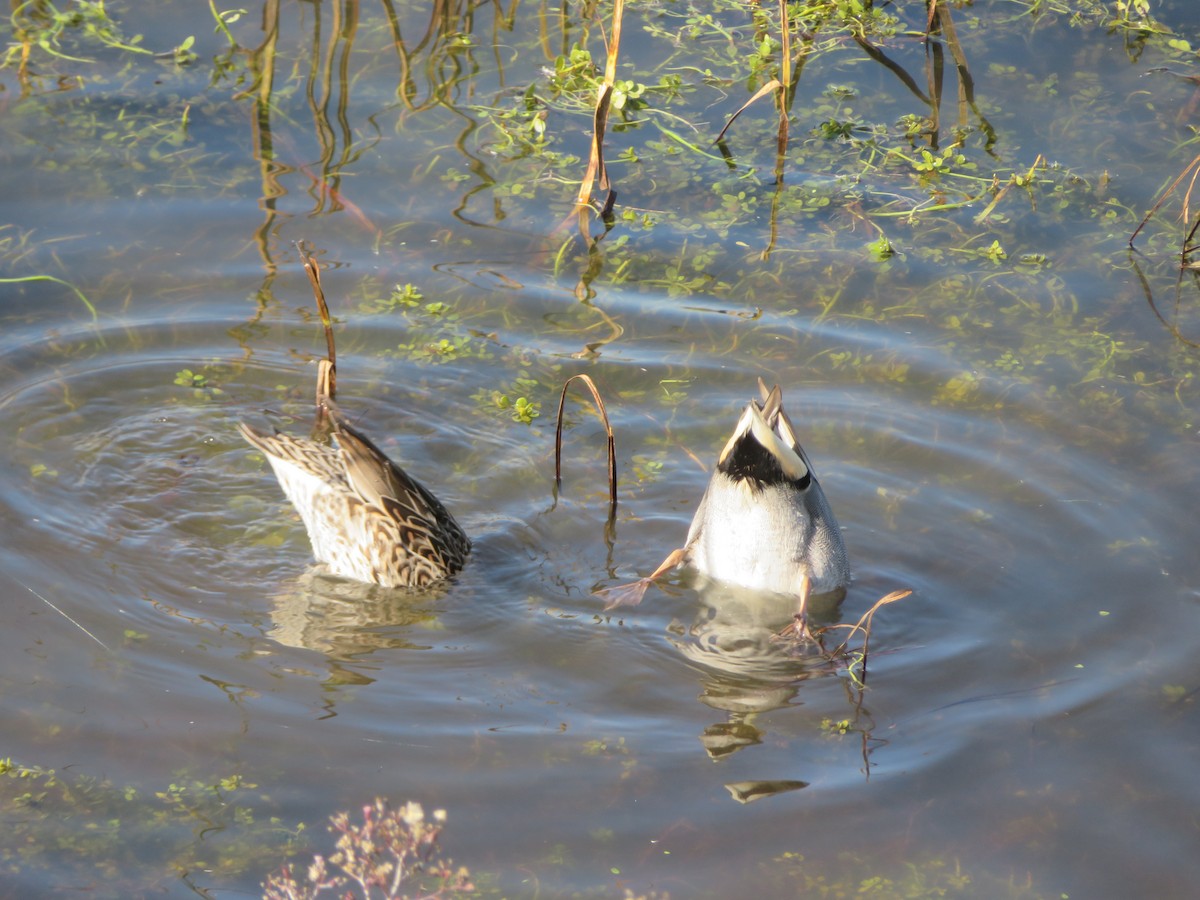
left=266, top=569, right=450, bottom=661
left=669, top=578, right=846, bottom=753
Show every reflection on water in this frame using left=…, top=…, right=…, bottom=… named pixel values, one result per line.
left=268, top=571, right=448, bottom=656
left=663, top=578, right=886, bottom=807
left=671, top=577, right=847, bottom=682
left=723, top=780, right=809, bottom=804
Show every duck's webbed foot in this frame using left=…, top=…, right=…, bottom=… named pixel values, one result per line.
left=774, top=612, right=820, bottom=644
left=772, top=572, right=817, bottom=643
left=595, top=548, right=685, bottom=612
left=595, top=578, right=654, bottom=610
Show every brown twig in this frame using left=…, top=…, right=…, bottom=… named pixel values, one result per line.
left=714, top=79, right=782, bottom=145
left=827, top=589, right=913, bottom=669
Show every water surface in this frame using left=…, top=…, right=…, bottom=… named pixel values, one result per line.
left=2, top=2, right=1200, bottom=897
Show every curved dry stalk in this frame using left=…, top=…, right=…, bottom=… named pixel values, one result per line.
left=714, top=79, right=782, bottom=145
left=554, top=373, right=617, bottom=509
left=765, top=587, right=913, bottom=689
left=829, top=589, right=913, bottom=662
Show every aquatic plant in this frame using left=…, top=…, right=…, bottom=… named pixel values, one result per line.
left=2, top=761, right=476, bottom=898
left=0, top=757, right=309, bottom=891
left=6, top=0, right=153, bottom=72
left=262, top=799, right=474, bottom=900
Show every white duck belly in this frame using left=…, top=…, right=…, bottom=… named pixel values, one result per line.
left=684, top=475, right=848, bottom=597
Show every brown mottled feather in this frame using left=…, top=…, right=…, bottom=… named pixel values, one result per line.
left=239, top=407, right=469, bottom=589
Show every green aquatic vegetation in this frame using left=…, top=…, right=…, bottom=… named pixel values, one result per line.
left=347, top=273, right=571, bottom=433
left=658, top=378, right=689, bottom=406
left=581, top=735, right=635, bottom=774
left=546, top=44, right=601, bottom=103
left=6, top=0, right=153, bottom=67
left=763, top=849, right=1065, bottom=899
left=819, top=717, right=852, bottom=736
left=29, top=461, right=58, bottom=480
left=0, top=226, right=99, bottom=319
left=396, top=333, right=489, bottom=365
left=510, top=395, right=540, bottom=424
left=477, top=382, right=542, bottom=425
left=932, top=370, right=981, bottom=407
left=356, top=284, right=493, bottom=366
left=1161, top=683, right=1189, bottom=703
left=1, top=81, right=209, bottom=206
left=867, top=232, right=896, bottom=260
left=628, top=453, right=666, bottom=486
left=3, top=0, right=198, bottom=96
left=364, top=283, right=425, bottom=313
left=911, top=146, right=969, bottom=177
left=0, top=273, right=98, bottom=320
left=207, top=1, right=247, bottom=48
left=174, top=368, right=209, bottom=388
left=173, top=365, right=226, bottom=402
left=976, top=239, right=1009, bottom=264
left=0, top=757, right=309, bottom=889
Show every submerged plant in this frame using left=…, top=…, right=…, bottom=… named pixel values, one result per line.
left=3, top=0, right=196, bottom=85
left=0, top=757, right=307, bottom=890
left=174, top=365, right=226, bottom=401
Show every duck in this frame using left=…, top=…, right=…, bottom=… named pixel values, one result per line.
left=240, top=360, right=470, bottom=589
left=600, top=378, right=848, bottom=637
left=240, top=251, right=469, bottom=589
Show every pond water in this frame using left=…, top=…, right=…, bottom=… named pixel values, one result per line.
left=3, top=1, right=1200, bottom=897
